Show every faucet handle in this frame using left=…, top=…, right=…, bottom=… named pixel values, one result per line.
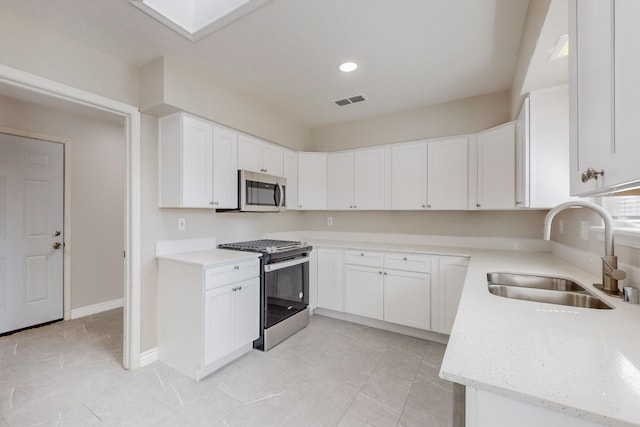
left=601, top=256, right=627, bottom=280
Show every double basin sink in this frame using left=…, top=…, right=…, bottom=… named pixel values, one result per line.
left=487, top=272, right=613, bottom=309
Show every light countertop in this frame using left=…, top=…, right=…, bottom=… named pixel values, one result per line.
left=302, top=236, right=640, bottom=426
left=156, top=248, right=260, bottom=268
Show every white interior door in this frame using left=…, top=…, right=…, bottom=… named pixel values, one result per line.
left=0, top=133, right=64, bottom=334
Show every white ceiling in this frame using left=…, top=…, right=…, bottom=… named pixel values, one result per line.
left=0, top=0, right=548, bottom=128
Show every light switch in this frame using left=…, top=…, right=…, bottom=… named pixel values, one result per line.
left=178, top=217, right=186, bottom=231
left=327, top=217, right=333, bottom=226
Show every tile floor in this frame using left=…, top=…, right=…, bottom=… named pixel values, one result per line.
left=0, top=309, right=454, bottom=426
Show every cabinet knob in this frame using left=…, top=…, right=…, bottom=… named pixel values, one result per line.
left=515, top=201, right=522, bottom=205
left=581, top=167, right=604, bottom=183
left=383, top=272, right=387, bottom=276
left=422, top=204, right=426, bottom=208
left=299, top=205, right=302, bottom=208
left=427, top=205, right=431, bottom=208
left=403, top=257, right=408, bottom=261
left=379, top=271, right=383, bottom=275
left=237, top=286, right=242, bottom=291
left=360, top=253, right=364, bottom=256
left=232, top=287, right=237, bottom=291
left=353, top=205, right=357, bottom=209
left=210, top=201, right=214, bottom=205
left=476, top=204, right=481, bottom=208
left=234, top=265, right=239, bottom=270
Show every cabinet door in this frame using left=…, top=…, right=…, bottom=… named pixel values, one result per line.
left=344, top=265, right=383, bottom=320
left=212, top=126, right=238, bottom=209
left=427, top=137, right=468, bottom=210
left=298, top=152, right=327, bottom=210
left=476, top=123, right=516, bottom=209
left=327, top=152, right=354, bottom=210
left=203, top=284, right=235, bottom=366
left=437, top=257, right=469, bottom=335
left=354, top=148, right=385, bottom=210
left=237, top=134, right=263, bottom=173
left=570, top=0, right=613, bottom=195
left=383, top=270, right=430, bottom=330
left=317, top=248, right=344, bottom=311
left=390, top=141, right=427, bottom=210
left=234, top=277, right=260, bottom=347
left=182, top=115, right=214, bottom=208
left=261, top=143, right=283, bottom=176
left=283, top=149, right=298, bottom=210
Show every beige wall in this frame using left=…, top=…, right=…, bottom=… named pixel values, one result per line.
left=301, top=210, right=547, bottom=239
left=510, top=0, right=552, bottom=118
left=0, top=95, right=126, bottom=310
left=309, top=91, right=511, bottom=152
left=140, top=57, right=310, bottom=151
left=0, top=10, right=138, bottom=106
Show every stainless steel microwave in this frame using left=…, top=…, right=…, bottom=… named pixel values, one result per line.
left=236, top=170, right=286, bottom=212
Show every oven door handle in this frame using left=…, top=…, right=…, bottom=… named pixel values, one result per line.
left=264, top=256, right=310, bottom=272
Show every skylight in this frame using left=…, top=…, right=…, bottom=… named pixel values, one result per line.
left=129, top=0, right=270, bottom=41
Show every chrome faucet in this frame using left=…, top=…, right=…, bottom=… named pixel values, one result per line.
left=543, top=201, right=626, bottom=297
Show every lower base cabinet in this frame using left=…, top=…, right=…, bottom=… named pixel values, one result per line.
left=383, top=269, right=430, bottom=330
left=158, top=257, right=260, bottom=380
left=315, top=247, right=468, bottom=335
left=203, top=277, right=259, bottom=366
left=344, top=264, right=384, bottom=320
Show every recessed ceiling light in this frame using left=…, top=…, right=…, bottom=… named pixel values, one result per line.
left=339, top=62, right=358, bottom=73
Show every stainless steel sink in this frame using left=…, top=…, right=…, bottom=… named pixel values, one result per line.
left=487, top=272, right=613, bottom=310
left=487, top=272, right=586, bottom=292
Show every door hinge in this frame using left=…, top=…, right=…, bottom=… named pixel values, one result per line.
left=123, top=250, right=126, bottom=258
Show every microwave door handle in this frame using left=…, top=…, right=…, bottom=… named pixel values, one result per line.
left=276, top=183, right=284, bottom=208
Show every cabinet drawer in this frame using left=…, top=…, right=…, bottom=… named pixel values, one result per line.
left=205, top=259, right=259, bottom=290
left=384, top=253, right=430, bottom=273
left=344, top=250, right=383, bottom=267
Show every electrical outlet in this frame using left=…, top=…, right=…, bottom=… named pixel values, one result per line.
left=559, top=219, right=564, bottom=234
left=580, top=220, right=589, bottom=240
left=178, top=217, right=186, bottom=231
left=327, top=216, right=333, bottom=226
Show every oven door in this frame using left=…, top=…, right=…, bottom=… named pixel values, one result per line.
left=240, top=170, right=286, bottom=212
left=263, top=256, right=309, bottom=328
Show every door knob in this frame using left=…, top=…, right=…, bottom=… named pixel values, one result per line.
left=52, top=242, right=62, bottom=249
left=53, top=230, right=61, bottom=236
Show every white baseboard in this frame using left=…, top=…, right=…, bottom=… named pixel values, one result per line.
left=70, top=298, right=124, bottom=319
left=140, top=347, right=158, bottom=367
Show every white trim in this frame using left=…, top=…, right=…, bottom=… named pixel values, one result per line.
left=139, top=347, right=159, bottom=367
left=71, top=298, right=124, bottom=319
left=0, top=63, right=141, bottom=371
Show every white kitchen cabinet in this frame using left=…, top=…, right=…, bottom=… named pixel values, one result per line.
left=570, top=0, right=640, bottom=195
left=390, top=141, right=427, bottom=210
left=238, top=134, right=283, bottom=176
left=517, top=86, right=572, bottom=209
left=327, top=147, right=385, bottom=210
left=203, top=277, right=259, bottom=366
left=283, top=148, right=298, bottom=210
left=297, top=152, right=327, bottom=210
left=431, top=256, right=469, bottom=335
left=383, top=269, right=430, bottom=330
left=474, top=122, right=516, bottom=210
left=344, top=264, right=384, bottom=320
left=316, top=248, right=344, bottom=312
left=158, top=256, right=260, bottom=380
left=158, top=112, right=238, bottom=209
left=427, top=136, right=468, bottom=210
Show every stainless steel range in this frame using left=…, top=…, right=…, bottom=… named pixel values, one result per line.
left=218, top=239, right=312, bottom=350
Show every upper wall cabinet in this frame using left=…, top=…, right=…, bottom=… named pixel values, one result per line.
left=327, top=147, right=386, bottom=210
left=389, top=137, right=468, bottom=210
left=517, top=86, right=572, bottom=209
left=159, top=113, right=238, bottom=209
left=297, top=152, right=327, bottom=210
left=570, top=0, right=640, bottom=195
left=238, top=134, right=283, bottom=177
left=473, top=122, right=516, bottom=210
left=282, top=149, right=298, bottom=210
left=427, top=136, right=469, bottom=210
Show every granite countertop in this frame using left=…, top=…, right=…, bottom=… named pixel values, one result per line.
left=303, top=236, right=640, bottom=426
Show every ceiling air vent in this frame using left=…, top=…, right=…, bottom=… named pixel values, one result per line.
left=333, top=94, right=367, bottom=107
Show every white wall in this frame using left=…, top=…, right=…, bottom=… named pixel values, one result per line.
left=0, top=95, right=126, bottom=310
